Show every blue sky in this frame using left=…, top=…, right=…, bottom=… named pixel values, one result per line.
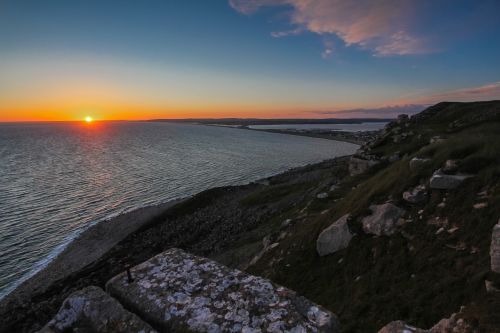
left=1, top=0, right=500, bottom=120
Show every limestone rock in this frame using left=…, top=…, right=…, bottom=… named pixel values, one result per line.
left=429, top=313, right=479, bottom=333
left=442, top=159, right=459, bottom=173
left=430, top=136, right=445, bottom=144
left=403, top=185, right=427, bottom=204
left=378, top=320, right=427, bottom=332
left=362, top=203, right=405, bottom=236
left=387, top=153, right=400, bottom=163
left=429, top=170, right=472, bottom=190
left=38, top=286, right=156, bottom=333
left=106, top=248, right=340, bottom=333
left=378, top=312, right=479, bottom=333
left=485, top=280, right=500, bottom=294
left=409, top=157, right=430, bottom=171
left=349, top=155, right=380, bottom=176
left=317, top=192, right=329, bottom=199
left=316, top=214, right=353, bottom=256
left=491, top=220, right=500, bottom=273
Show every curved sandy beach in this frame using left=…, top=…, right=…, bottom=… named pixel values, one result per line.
left=0, top=198, right=185, bottom=307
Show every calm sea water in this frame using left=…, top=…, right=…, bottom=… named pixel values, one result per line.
left=0, top=121, right=358, bottom=298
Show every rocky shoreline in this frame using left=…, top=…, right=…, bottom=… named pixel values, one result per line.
left=0, top=156, right=353, bottom=333
left=0, top=198, right=185, bottom=306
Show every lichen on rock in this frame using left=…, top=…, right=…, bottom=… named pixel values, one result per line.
left=37, top=286, right=157, bottom=333
left=106, top=248, right=340, bottom=332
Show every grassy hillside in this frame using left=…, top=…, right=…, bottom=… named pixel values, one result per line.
left=234, top=101, right=500, bottom=332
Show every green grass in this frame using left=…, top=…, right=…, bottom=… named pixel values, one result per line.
left=240, top=182, right=312, bottom=206
left=245, top=102, right=500, bottom=332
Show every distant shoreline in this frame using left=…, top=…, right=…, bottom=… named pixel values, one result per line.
left=203, top=123, right=380, bottom=145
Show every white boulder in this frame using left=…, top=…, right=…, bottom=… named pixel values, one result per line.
left=429, top=170, right=472, bottom=190
left=316, top=214, right=353, bottom=256
left=362, top=203, right=405, bottom=236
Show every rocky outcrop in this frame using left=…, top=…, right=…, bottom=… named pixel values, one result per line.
left=429, top=170, right=472, bottom=190
left=38, top=286, right=156, bottom=333
left=378, top=312, right=479, bottom=333
left=403, top=185, right=427, bottom=204
left=316, top=192, right=329, bottom=199
left=442, top=159, right=459, bottom=173
left=362, top=203, right=405, bottom=236
left=348, top=155, right=380, bottom=176
left=409, top=157, right=430, bottom=171
left=397, top=114, right=409, bottom=123
left=316, top=214, right=353, bottom=256
left=378, top=321, right=426, bottom=333
left=429, top=136, right=445, bottom=144
left=106, top=248, right=340, bottom=333
left=491, top=220, right=500, bottom=273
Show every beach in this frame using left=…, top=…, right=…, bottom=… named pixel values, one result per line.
left=0, top=198, right=184, bottom=305
left=0, top=156, right=352, bottom=332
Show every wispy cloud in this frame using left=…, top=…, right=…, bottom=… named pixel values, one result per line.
left=310, top=104, right=428, bottom=118
left=391, top=82, right=500, bottom=105
left=270, top=27, right=303, bottom=38
left=426, top=82, right=500, bottom=102
left=321, top=39, right=335, bottom=59
left=229, top=0, right=431, bottom=56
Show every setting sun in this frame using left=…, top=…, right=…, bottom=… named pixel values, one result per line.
left=84, top=116, right=93, bottom=123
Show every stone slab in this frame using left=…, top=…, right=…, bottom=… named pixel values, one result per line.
left=106, top=248, right=340, bottom=333
left=38, top=286, right=157, bottom=333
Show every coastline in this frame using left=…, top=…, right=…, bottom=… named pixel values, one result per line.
left=0, top=198, right=186, bottom=305
left=203, top=123, right=378, bottom=145
left=0, top=154, right=354, bottom=332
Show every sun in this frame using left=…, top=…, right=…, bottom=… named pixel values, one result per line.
left=84, top=116, right=93, bottom=123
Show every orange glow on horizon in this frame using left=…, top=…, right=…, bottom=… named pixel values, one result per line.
left=0, top=105, right=360, bottom=122
left=0, top=100, right=364, bottom=122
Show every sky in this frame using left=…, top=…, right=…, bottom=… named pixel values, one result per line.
left=1, top=0, right=500, bottom=121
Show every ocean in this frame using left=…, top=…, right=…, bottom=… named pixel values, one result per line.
left=0, top=121, right=358, bottom=298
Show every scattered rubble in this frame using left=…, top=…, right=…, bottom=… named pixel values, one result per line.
left=403, top=185, right=427, bottom=204
left=348, top=154, right=380, bottom=176
left=378, top=311, right=479, bottom=333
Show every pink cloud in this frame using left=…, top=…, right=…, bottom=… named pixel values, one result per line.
left=442, top=82, right=500, bottom=97
left=311, top=104, right=428, bottom=118
left=270, top=27, right=303, bottom=38
left=229, top=0, right=431, bottom=56
left=411, top=82, right=500, bottom=104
